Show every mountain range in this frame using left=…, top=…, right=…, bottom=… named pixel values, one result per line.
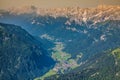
left=0, top=5, right=120, bottom=80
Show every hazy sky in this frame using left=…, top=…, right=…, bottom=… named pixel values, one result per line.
left=0, top=0, right=120, bottom=9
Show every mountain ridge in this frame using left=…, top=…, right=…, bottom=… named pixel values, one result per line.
left=0, top=22, right=55, bottom=80
left=0, top=5, right=120, bottom=25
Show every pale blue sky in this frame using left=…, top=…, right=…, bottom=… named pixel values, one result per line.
left=0, top=0, right=120, bottom=9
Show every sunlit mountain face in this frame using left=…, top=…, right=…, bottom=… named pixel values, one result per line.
left=0, top=5, right=120, bottom=80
